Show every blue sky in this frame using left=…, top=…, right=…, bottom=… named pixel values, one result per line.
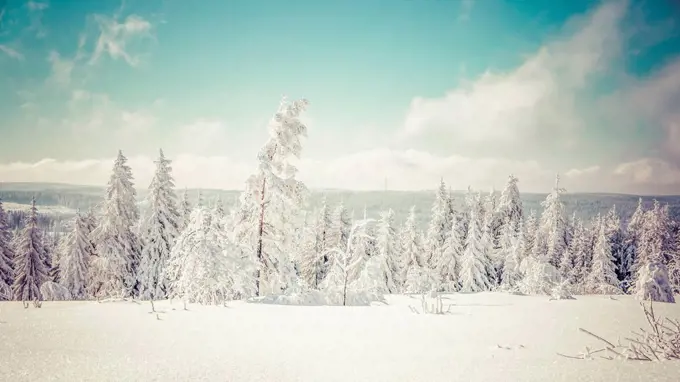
left=1, top=0, right=680, bottom=193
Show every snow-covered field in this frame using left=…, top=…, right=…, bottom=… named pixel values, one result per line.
left=2, top=293, right=679, bottom=382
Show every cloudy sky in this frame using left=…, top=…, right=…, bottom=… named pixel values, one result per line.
left=1, top=0, right=680, bottom=194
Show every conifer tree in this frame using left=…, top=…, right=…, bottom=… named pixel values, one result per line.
left=138, top=149, right=181, bottom=300
left=234, top=98, right=310, bottom=296
left=622, top=198, right=644, bottom=289
left=586, top=217, right=621, bottom=294
left=459, top=193, right=492, bottom=292
left=59, top=212, right=93, bottom=299
left=314, top=196, right=333, bottom=283
left=400, top=206, right=426, bottom=292
left=328, top=201, right=352, bottom=256
left=540, top=175, right=568, bottom=268
left=374, top=209, right=399, bottom=293
left=90, top=150, right=142, bottom=298
left=179, top=188, right=192, bottom=232
left=439, top=216, right=464, bottom=292
left=425, top=179, right=453, bottom=269
left=500, top=219, right=523, bottom=290
left=12, top=197, right=49, bottom=302
left=0, top=198, right=14, bottom=300
left=497, top=175, right=523, bottom=233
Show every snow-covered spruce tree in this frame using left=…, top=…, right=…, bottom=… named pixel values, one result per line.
left=213, top=197, right=226, bottom=218
left=313, top=196, right=333, bottom=284
left=539, top=175, right=568, bottom=268
left=138, top=149, right=181, bottom=301
left=424, top=179, right=454, bottom=269
left=374, top=209, right=400, bottom=293
left=179, top=188, right=192, bottom=232
left=632, top=201, right=673, bottom=295
left=438, top=216, right=464, bottom=292
left=348, top=207, right=377, bottom=281
left=320, top=219, right=378, bottom=305
left=168, top=207, right=257, bottom=305
left=297, top=215, right=322, bottom=288
left=670, top=231, right=680, bottom=294
left=497, top=175, right=523, bottom=234
left=328, top=201, right=352, bottom=259
left=621, top=198, right=645, bottom=290
left=481, top=192, right=500, bottom=286
left=400, top=206, right=426, bottom=292
left=634, top=262, right=675, bottom=303
left=234, top=98, right=310, bottom=297
left=459, top=193, right=492, bottom=293
left=562, top=217, right=585, bottom=287
left=521, top=210, right=538, bottom=260
left=58, top=212, right=93, bottom=299
left=604, top=206, right=625, bottom=286
left=585, top=217, right=622, bottom=294
left=12, top=197, right=49, bottom=302
left=42, top=228, right=59, bottom=282
left=0, top=199, right=14, bottom=300
left=500, top=219, right=523, bottom=291
left=89, top=150, right=142, bottom=299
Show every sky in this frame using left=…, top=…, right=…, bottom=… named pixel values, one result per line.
left=1, top=0, right=680, bottom=194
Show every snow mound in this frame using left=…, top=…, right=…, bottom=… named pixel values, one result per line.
left=635, top=262, right=676, bottom=303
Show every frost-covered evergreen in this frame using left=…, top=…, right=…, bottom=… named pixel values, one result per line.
left=481, top=192, right=499, bottom=286
left=58, top=212, right=92, bottom=299
left=539, top=175, right=568, bottom=268
left=0, top=199, right=14, bottom=299
left=234, top=98, right=309, bottom=296
left=633, top=201, right=673, bottom=293
left=90, top=150, right=142, bottom=298
left=497, top=175, right=523, bottom=233
left=328, top=202, right=352, bottom=257
left=374, top=209, right=400, bottom=293
left=634, top=262, right=675, bottom=303
left=622, top=198, right=645, bottom=289
left=12, top=198, right=49, bottom=302
left=168, top=207, right=257, bottom=304
left=459, top=193, right=492, bottom=292
left=399, top=206, right=426, bottom=292
left=139, top=149, right=181, bottom=300
left=179, top=188, right=192, bottom=232
left=438, top=216, right=464, bottom=292
left=585, top=218, right=621, bottom=294
left=521, top=210, right=538, bottom=260
left=425, top=179, right=453, bottom=269
left=500, top=219, right=523, bottom=290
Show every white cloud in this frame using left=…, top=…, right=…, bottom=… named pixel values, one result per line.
left=0, top=44, right=24, bottom=60
left=89, top=14, right=152, bottom=66
left=614, top=158, right=680, bottom=186
left=459, top=0, right=474, bottom=21
left=565, top=165, right=601, bottom=178
left=27, top=2, right=48, bottom=12
left=47, top=50, right=74, bottom=86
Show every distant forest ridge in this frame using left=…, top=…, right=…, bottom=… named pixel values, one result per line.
left=2, top=182, right=680, bottom=230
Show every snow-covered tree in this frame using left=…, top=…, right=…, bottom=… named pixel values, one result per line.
left=90, top=150, right=142, bottom=298
left=438, top=216, right=464, bottom=292
left=138, top=149, right=181, bottom=300
left=234, top=98, right=310, bottom=296
left=349, top=207, right=377, bottom=280
left=633, top=201, right=673, bottom=293
left=0, top=198, right=14, bottom=300
left=500, top=219, right=523, bottom=290
left=459, top=193, right=492, bottom=292
left=328, top=201, right=352, bottom=257
left=320, top=219, right=375, bottom=305
left=622, top=198, right=645, bottom=289
left=521, top=210, right=538, bottom=260
left=179, top=188, right=192, bottom=232
left=169, top=207, right=257, bottom=304
left=12, top=198, right=49, bottom=302
left=400, top=206, right=427, bottom=292
left=585, top=218, right=621, bottom=294
left=374, top=209, right=400, bottom=293
left=213, top=197, right=225, bottom=218
left=540, top=175, right=568, bottom=267
left=297, top=217, right=322, bottom=288
left=634, top=262, right=675, bottom=303
left=424, top=179, right=454, bottom=269
left=481, top=192, right=499, bottom=286
left=562, top=217, right=585, bottom=286
left=58, top=212, right=93, bottom=299
left=497, top=175, right=523, bottom=233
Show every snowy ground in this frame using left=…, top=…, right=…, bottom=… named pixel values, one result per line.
left=1, top=293, right=679, bottom=382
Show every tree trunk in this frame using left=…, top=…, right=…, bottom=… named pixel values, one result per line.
left=255, top=178, right=267, bottom=297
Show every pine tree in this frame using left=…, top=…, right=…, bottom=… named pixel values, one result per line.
left=622, top=198, right=644, bottom=290
left=314, top=196, right=333, bottom=283
left=482, top=192, right=501, bottom=286
left=0, top=198, right=14, bottom=300
left=633, top=200, right=673, bottom=294
left=521, top=210, right=538, bottom=260
left=563, top=217, right=584, bottom=286
left=374, top=209, right=400, bottom=293
left=438, top=216, right=464, bottom=292
left=425, top=179, right=454, bottom=269
left=12, top=197, right=49, bottom=302
left=90, top=150, right=142, bottom=298
left=328, top=201, right=352, bottom=257
left=585, top=217, right=621, bottom=294
left=235, top=98, right=310, bottom=296
left=213, top=197, right=225, bottom=218
left=138, top=149, right=181, bottom=300
left=497, top=175, right=523, bottom=233
left=500, top=219, right=523, bottom=290
left=58, top=212, right=93, bottom=299
left=540, top=175, right=568, bottom=268
left=604, top=206, right=626, bottom=285
left=459, top=193, right=492, bottom=292
left=400, top=206, right=427, bottom=292
left=179, top=188, right=192, bottom=232
left=168, top=207, right=257, bottom=304
left=298, top=216, right=322, bottom=288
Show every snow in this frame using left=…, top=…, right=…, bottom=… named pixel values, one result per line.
left=2, top=202, right=76, bottom=215
left=1, top=292, right=678, bottom=382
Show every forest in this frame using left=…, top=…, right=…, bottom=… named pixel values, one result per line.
left=0, top=98, right=678, bottom=306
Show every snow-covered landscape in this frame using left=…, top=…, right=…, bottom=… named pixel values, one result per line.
left=4, top=0, right=680, bottom=381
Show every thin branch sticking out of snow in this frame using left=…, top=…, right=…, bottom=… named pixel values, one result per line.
left=559, top=301, right=680, bottom=361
